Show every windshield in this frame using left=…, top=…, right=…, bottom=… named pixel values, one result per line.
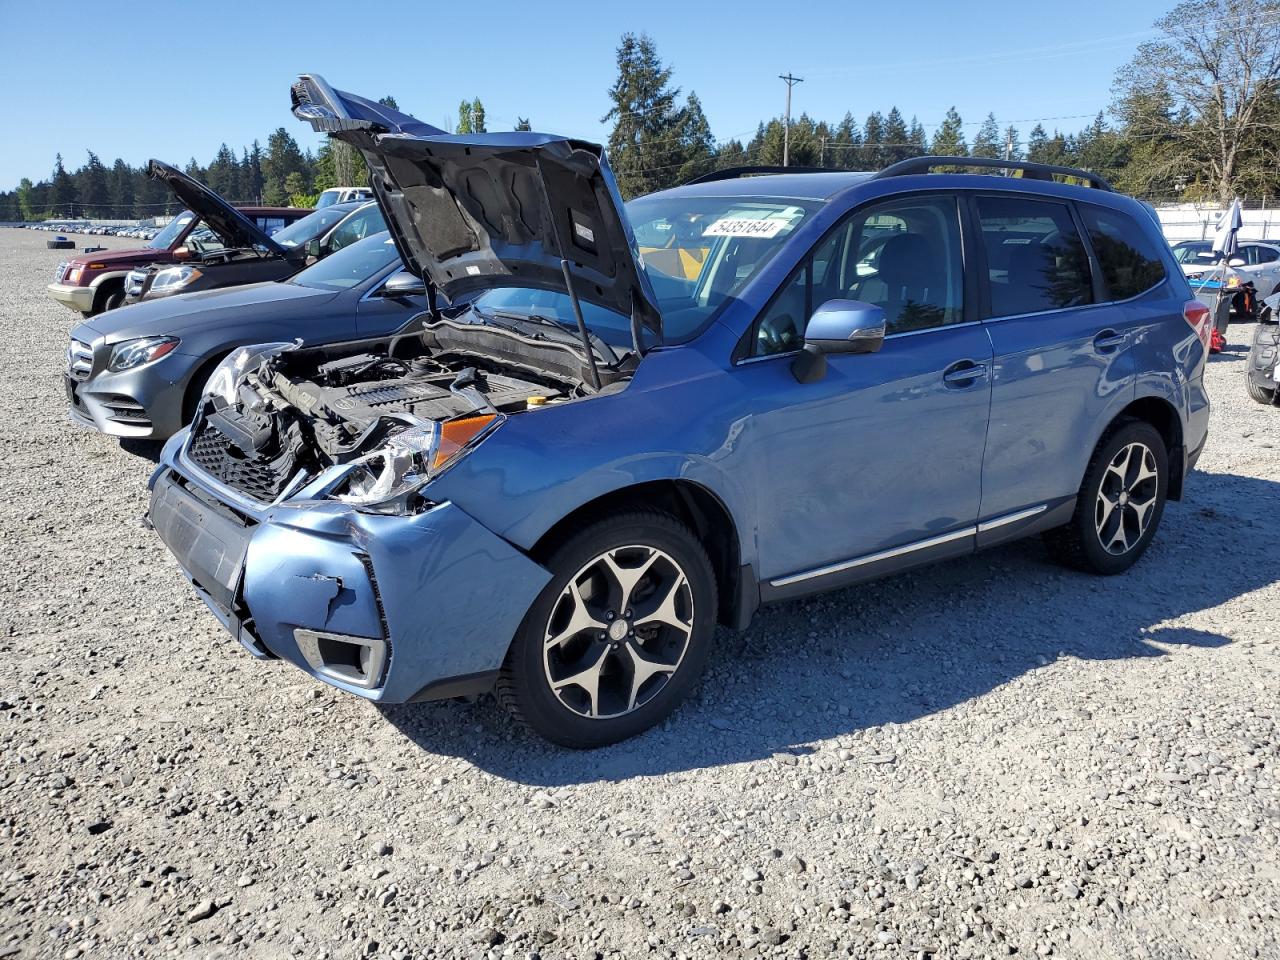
left=315, top=190, right=341, bottom=209
left=291, top=231, right=399, bottom=290
left=626, top=194, right=818, bottom=340
left=271, top=205, right=356, bottom=248
left=147, top=210, right=196, bottom=249
left=1173, top=242, right=1217, bottom=265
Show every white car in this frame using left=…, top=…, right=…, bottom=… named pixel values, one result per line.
left=1172, top=239, right=1280, bottom=308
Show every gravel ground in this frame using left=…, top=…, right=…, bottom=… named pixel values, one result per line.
left=1, top=226, right=1277, bottom=960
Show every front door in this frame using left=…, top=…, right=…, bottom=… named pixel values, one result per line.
left=739, top=193, right=992, bottom=589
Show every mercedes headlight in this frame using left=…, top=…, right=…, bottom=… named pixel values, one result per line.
left=203, top=342, right=297, bottom=407
left=147, top=265, right=204, bottom=297
left=331, top=415, right=502, bottom=514
left=108, top=336, right=180, bottom=371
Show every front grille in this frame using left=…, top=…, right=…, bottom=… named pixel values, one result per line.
left=54, top=261, right=70, bottom=284
left=186, top=421, right=300, bottom=503
left=66, top=339, right=93, bottom=381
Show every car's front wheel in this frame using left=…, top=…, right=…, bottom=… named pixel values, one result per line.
left=498, top=510, right=717, bottom=748
left=1045, top=420, right=1168, bottom=575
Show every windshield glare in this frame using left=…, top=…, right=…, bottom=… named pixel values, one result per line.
left=148, top=210, right=196, bottom=249
left=272, top=205, right=356, bottom=248
left=466, top=196, right=817, bottom=346
left=1174, top=242, right=1217, bottom=265
left=291, top=231, right=399, bottom=290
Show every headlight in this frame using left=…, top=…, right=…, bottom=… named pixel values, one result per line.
left=108, top=336, right=180, bottom=371
left=332, top=414, right=502, bottom=514
left=203, top=342, right=298, bottom=407
left=67, top=265, right=85, bottom=284
left=147, top=265, right=204, bottom=297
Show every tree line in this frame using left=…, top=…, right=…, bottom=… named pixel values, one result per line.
left=3, top=0, right=1277, bottom=221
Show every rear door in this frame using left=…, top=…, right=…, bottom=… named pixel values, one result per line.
left=974, top=193, right=1136, bottom=532
left=1242, top=244, right=1280, bottom=295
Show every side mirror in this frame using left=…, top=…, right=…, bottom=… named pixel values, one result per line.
left=1228, top=257, right=1246, bottom=268
left=791, top=300, right=887, bottom=383
left=172, top=246, right=191, bottom=261
left=379, top=270, right=427, bottom=298
left=305, top=237, right=323, bottom=260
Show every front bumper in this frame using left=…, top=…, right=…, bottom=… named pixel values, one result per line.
left=147, top=449, right=552, bottom=703
left=46, top=282, right=95, bottom=312
left=64, top=352, right=193, bottom=439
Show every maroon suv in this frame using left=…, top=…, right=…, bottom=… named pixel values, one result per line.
left=46, top=195, right=310, bottom=317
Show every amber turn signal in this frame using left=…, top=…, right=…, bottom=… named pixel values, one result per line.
left=432, top=415, right=497, bottom=470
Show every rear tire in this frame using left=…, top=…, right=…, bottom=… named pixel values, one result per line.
left=498, top=510, right=716, bottom=748
left=1247, top=377, right=1277, bottom=405
left=1044, top=420, right=1168, bottom=575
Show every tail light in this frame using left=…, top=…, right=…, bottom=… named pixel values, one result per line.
left=1183, top=300, right=1212, bottom=351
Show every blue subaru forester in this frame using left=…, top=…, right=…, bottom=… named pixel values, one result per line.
left=147, top=76, right=1211, bottom=747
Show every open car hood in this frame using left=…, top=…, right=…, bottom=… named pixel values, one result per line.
left=147, top=159, right=286, bottom=256
left=290, top=74, right=662, bottom=346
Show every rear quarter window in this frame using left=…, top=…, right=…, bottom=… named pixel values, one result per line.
left=1079, top=205, right=1167, bottom=301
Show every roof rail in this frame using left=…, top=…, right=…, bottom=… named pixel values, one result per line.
left=683, top=165, right=847, bottom=185
left=874, top=156, right=1114, bottom=192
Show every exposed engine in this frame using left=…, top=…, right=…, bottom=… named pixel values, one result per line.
left=185, top=325, right=594, bottom=504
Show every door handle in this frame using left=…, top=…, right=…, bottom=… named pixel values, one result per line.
left=942, top=360, right=988, bottom=386
left=1093, top=329, right=1128, bottom=352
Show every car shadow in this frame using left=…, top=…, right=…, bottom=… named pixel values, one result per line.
left=118, top=438, right=165, bottom=463
left=378, top=469, right=1274, bottom=784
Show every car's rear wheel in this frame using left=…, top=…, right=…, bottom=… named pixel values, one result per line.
left=1045, top=420, right=1168, bottom=575
left=498, top=510, right=716, bottom=748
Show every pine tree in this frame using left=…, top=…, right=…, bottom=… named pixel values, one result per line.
left=602, top=32, right=685, bottom=197
left=17, top=178, right=35, bottom=221
left=457, top=100, right=474, bottom=134
left=207, top=144, right=238, bottom=198
left=831, top=112, right=861, bottom=169
left=110, top=159, right=135, bottom=218
left=971, top=113, right=1001, bottom=159
left=471, top=98, right=487, bottom=134
left=77, top=151, right=110, bottom=217
left=676, top=92, right=717, bottom=182
left=930, top=107, right=968, bottom=157
left=908, top=118, right=928, bottom=155
left=882, top=107, right=910, bottom=165
left=862, top=111, right=885, bottom=169
left=1026, top=124, right=1050, bottom=163
left=50, top=154, right=78, bottom=217
left=262, top=129, right=308, bottom=205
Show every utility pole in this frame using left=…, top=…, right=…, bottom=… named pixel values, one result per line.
left=779, top=73, right=804, bottom=167
left=1004, top=129, right=1013, bottom=162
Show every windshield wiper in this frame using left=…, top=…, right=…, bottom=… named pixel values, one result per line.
left=472, top=307, right=621, bottom=365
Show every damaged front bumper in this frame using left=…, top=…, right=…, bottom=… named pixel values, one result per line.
left=147, top=436, right=552, bottom=702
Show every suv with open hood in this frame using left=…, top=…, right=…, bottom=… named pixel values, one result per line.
left=46, top=165, right=309, bottom=317
left=147, top=76, right=1209, bottom=747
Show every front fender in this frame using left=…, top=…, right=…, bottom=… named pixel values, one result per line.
left=89, top=271, right=130, bottom=289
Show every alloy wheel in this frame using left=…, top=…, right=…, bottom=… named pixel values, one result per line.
left=1094, top=441, right=1160, bottom=555
left=542, top=545, right=694, bottom=720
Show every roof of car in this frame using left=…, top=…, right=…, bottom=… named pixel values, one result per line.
left=646, top=171, right=876, bottom=203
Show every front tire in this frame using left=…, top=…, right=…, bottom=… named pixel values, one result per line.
left=1247, top=377, right=1277, bottom=405
left=498, top=510, right=717, bottom=748
left=1045, top=420, right=1168, bottom=575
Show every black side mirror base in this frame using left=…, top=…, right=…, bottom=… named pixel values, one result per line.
left=791, top=344, right=827, bottom=384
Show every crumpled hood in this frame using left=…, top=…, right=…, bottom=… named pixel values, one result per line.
left=72, top=281, right=337, bottom=346
left=148, top=159, right=287, bottom=256
left=290, top=74, right=662, bottom=347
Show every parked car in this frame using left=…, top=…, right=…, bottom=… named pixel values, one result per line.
left=1171, top=238, right=1280, bottom=319
left=1247, top=293, right=1279, bottom=404
left=46, top=163, right=311, bottom=317
left=147, top=77, right=1211, bottom=748
left=316, top=186, right=375, bottom=208
left=65, top=232, right=423, bottom=440
left=123, top=192, right=384, bottom=304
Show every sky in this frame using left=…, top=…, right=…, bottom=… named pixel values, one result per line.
left=0, top=0, right=1176, bottom=191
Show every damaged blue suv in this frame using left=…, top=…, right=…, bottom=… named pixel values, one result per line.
left=148, top=75, right=1211, bottom=747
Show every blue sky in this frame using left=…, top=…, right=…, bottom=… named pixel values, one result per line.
left=0, top=0, right=1174, bottom=190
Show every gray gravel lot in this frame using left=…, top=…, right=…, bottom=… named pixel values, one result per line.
left=0, top=226, right=1277, bottom=960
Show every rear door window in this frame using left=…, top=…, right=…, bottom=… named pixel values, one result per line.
left=1079, top=205, right=1167, bottom=301
left=977, top=196, right=1093, bottom=318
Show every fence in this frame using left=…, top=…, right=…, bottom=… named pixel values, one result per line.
left=1153, top=204, right=1280, bottom=242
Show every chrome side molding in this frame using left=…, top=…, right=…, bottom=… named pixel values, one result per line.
left=770, top=504, right=1048, bottom=588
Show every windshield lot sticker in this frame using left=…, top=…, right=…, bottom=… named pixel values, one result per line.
left=703, top=218, right=790, bottom=239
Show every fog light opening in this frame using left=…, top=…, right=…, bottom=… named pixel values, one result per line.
left=294, top=629, right=387, bottom=690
